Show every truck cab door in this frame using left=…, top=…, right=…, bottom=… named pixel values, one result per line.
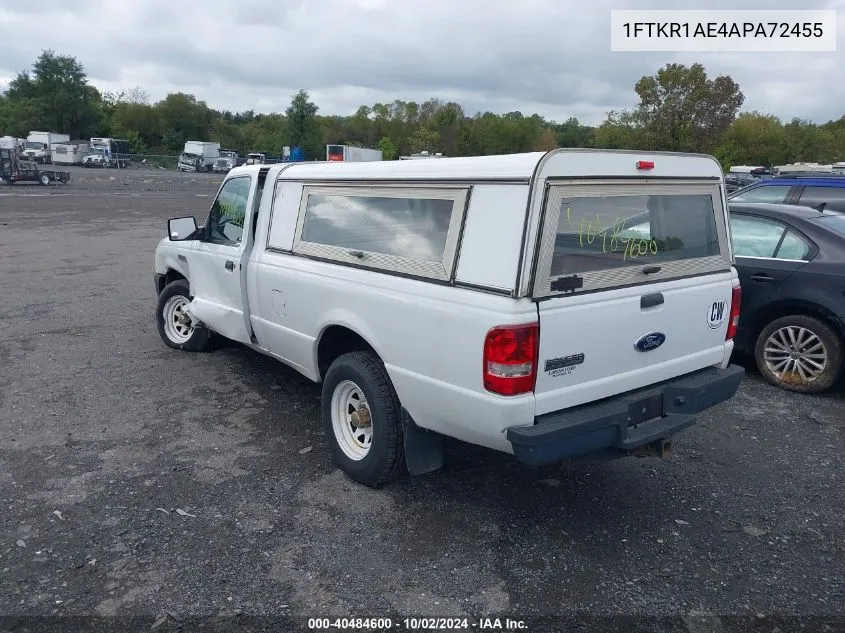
left=188, top=174, right=257, bottom=345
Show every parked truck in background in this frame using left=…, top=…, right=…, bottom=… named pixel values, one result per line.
left=82, top=138, right=131, bottom=168
left=213, top=149, right=240, bottom=174
left=326, top=144, right=383, bottom=162
left=179, top=141, right=220, bottom=172
left=23, top=131, right=70, bottom=164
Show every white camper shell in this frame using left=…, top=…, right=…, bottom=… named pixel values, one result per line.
left=153, top=149, right=744, bottom=487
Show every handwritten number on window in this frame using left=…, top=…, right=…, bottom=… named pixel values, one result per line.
left=564, top=207, right=658, bottom=260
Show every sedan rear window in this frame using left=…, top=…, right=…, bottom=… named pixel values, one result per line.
left=816, top=214, right=845, bottom=236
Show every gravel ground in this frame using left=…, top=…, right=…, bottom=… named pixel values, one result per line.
left=0, top=166, right=843, bottom=632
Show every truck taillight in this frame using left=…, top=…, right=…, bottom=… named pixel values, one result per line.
left=483, top=323, right=539, bottom=396
left=726, top=285, right=741, bottom=341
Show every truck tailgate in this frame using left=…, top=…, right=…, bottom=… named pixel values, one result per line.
left=534, top=272, right=735, bottom=416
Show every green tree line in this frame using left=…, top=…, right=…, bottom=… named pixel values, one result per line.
left=2, top=51, right=844, bottom=167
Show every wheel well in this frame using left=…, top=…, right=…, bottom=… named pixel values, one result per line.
left=158, top=269, right=187, bottom=294
left=749, top=302, right=843, bottom=345
left=317, top=326, right=377, bottom=380
left=165, top=269, right=187, bottom=283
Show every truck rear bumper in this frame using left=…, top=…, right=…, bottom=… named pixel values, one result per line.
left=507, top=364, right=745, bottom=466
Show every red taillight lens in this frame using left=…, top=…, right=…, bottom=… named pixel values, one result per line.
left=483, top=323, right=539, bottom=396
left=636, top=160, right=654, bottom=170
left=726, top=285, right=741, bottom=340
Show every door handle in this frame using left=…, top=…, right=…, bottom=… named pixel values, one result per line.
left=640, top=292, right=664, bottom=309
left=224, top=260, right=235, bottom=271
left=750, top=273, right=774, bottom=282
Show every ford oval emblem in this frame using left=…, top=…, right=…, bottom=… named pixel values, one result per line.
left=634, top=332, right=666, bottom=352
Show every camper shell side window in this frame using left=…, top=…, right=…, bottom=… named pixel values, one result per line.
left=286, top=184, right=470, bottom=281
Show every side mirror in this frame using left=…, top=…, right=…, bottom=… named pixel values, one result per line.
left=168, top=216, right=198, bottom=241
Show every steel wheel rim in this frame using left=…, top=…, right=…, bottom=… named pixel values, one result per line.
left=162, top=295, right=194, bottom=344
left=330, top=380, right=373, bottom=461
left=763, top=325, right=827, bottom=384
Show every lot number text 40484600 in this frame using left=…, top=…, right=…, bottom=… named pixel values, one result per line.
left=307, top=617, right=529, bottom=630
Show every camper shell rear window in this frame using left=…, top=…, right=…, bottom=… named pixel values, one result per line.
left=533, top=179, right=730, bottom=297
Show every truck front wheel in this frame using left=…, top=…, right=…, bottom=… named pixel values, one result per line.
left=156, top=279, right=213, bottom=352
left=321, top=351, right=406, bottom=487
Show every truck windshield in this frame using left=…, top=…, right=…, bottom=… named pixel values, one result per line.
left=25, top=141, right=43, bottom=149
left=88, top=148, right=105, bottom=155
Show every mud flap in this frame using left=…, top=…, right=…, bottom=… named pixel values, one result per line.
left=401, top=409, right=444, bottom=476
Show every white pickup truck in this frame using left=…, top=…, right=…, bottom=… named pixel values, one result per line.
left=154, top=150, right=745, bottom=487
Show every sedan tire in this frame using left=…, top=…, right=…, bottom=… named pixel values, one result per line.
left=754, top=314, right=842, bottom=393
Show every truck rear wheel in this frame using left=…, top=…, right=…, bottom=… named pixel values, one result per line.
left=156, top=279, right=213, bottom=352
left=39, top=173, right=50, bottom=185
left=321, top=351, right=406, bottom=487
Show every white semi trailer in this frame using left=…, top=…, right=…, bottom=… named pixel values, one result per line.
left=326, top=144, right=383, bottom=162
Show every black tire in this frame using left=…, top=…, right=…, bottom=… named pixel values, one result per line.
left=156, top=279, right=213, bottom=352
left=754, top=314, right=842, bottom=393
left=321, top=351, right=406, bottom=487
left=39, top=173, right=50, bottom=186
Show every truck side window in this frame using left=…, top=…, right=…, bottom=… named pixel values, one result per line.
left=206, top=176, right=251, bottom=246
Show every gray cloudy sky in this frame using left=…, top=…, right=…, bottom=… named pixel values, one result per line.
left=0, top=0, right=843, bottom=125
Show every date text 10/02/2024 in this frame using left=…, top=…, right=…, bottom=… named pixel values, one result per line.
left=562, top=206, right=661, bottom=261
